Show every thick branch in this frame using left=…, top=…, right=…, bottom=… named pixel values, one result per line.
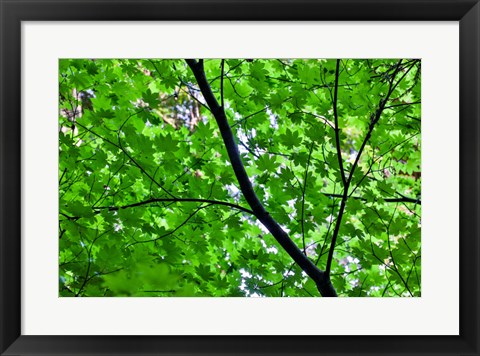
left=333, top=59, right=347, bottom=186
left=186, top=59, right=336, bottom=297
left=220, top=59, right=225, bottom=108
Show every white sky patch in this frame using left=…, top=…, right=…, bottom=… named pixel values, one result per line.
left=260, top=185, right=270, bottom=201
left=236, top=127, right=248, bottom=143
left=233, top=110, right=242, bottom=121
left=325, top=214, right=334, bottom=224
left=286, top=199, right=297, bottom=220
left=225, top=183, right=240, bottom=202
left=239, top=268, right=253, bottom=296
left=234, top=118, right=258, bottom=156
left=347, top=150, right=358, bottom=164
left=287, top=199, right=296, bottom=209
left=276, top=163, right=287, bottom=175
left=239, top=279, right=247, bottom=293
left=238, top=143, right=248, bottom=154
left=266, top=246, right=278, bottom=254
left=255, top=220, right=270, bottom=235
left=113, top=222, right=122, bottom=232
left=240, top=269, right=253, bottom=279
left=266, top=108, right=279, bottom=129
left=260, top=239, right=279, bottom=255
left=347, top=256, right=360, bottom=264
left=339, top=255, right=362, bottom=274
left=84, top=88, right=95, bottom=97
left=305, top=243, right=317, bottom=258
left=281, top=224, right=291, bottom=234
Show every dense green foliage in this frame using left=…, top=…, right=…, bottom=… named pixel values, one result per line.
left=59, top=58, right=421, bottom=297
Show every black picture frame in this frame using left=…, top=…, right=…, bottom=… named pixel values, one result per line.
left=1, top=0, right=479, bottom=355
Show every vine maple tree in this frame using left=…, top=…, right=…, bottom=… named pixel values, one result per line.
left=59, top=58, right=421, bottom=297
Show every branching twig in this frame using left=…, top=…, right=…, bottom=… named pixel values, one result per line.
left=323, top=192, right=421, bottom=205
left=95, top=197, right=254, bottom=215
left=301, top=142, right=315, bottom=254
left=325, top=60, right=404, bottom=276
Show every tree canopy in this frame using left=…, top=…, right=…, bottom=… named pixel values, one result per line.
left=59, top=58, right=421, bottom=297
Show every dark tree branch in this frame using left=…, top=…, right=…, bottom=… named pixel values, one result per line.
left=126, top=204, right=209, bottom=247
left=220, top=59, right=225, bottom=109
left=95, top=197, right=254, bottom=215
left=315, top=189, right=338, bottom=266
left=325, top=60, right=404, bottom=276
left=301, top=142, right=315, bottom=255
left=323, top=192, right=421, bottom=205
left=231, top=107, right=268, bottom=128
left=370, top=205, right=413, bottom=297
left=238, top=139, right=260, bottom=159
left=383, top=100, right=421, bottom=109
left=333, top=59, right=347, bottom=186
left=75, top=229, right=112, bottom=297
left=59, top=168, right=67, bottom=185
left=186, top=59, right=336, bottom=297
